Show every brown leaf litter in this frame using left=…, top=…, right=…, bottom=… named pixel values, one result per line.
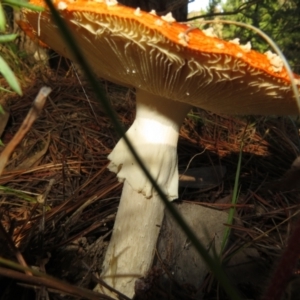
left=0, top=66, right=300, bottom=299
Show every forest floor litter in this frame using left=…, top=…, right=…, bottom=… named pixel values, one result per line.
left=0, top=64, right=300, bottom=299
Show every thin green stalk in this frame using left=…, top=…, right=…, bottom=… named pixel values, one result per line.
left=221, top=140, right=243, bottom=252
left=0, top=185, right=37, bottom=203
left=42, top=2, right=240, bottom=299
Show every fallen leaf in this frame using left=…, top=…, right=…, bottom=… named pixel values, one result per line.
left=14, top=134, right=50, bottom=170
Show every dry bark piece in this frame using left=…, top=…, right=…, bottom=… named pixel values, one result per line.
left=155, top=202, right=228, bottom=296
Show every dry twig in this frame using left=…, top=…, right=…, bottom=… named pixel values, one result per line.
left=0, top=86, right=51, bottom=175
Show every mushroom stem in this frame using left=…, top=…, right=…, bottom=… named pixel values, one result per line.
left=95, top=90, right=191, bottom=298
left=97, top=180, right=165, bottom=299
left=107, top=89, right=192, bottom=200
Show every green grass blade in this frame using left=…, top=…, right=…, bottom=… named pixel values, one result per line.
left=0, top=86, right=15, bottom=93
left=0, top=33, right=18, bottom=43
left=0, top=3, right=6, bottom=32
left=0, top=185, right=37, bottom=203
left=221, top=140, right=244, bottom=252
left=0, top=55, right=22, bottom=95
left=3, top=0, right=44, bottom=11
left=0, top=104, right=6, bottom=114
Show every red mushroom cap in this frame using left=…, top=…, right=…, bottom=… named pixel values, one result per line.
left=20, top=0, right=300, bottom=115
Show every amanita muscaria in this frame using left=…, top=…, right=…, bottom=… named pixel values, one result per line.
left=20, top=0, right=300, bottom=298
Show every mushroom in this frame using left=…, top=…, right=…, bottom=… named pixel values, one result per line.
left=20, top=0, right=300, bottom=298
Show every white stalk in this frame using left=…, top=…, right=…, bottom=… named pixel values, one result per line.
left=96, top=180, right=165, bottom=298
left=94, top=89, right=191, bottom=298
